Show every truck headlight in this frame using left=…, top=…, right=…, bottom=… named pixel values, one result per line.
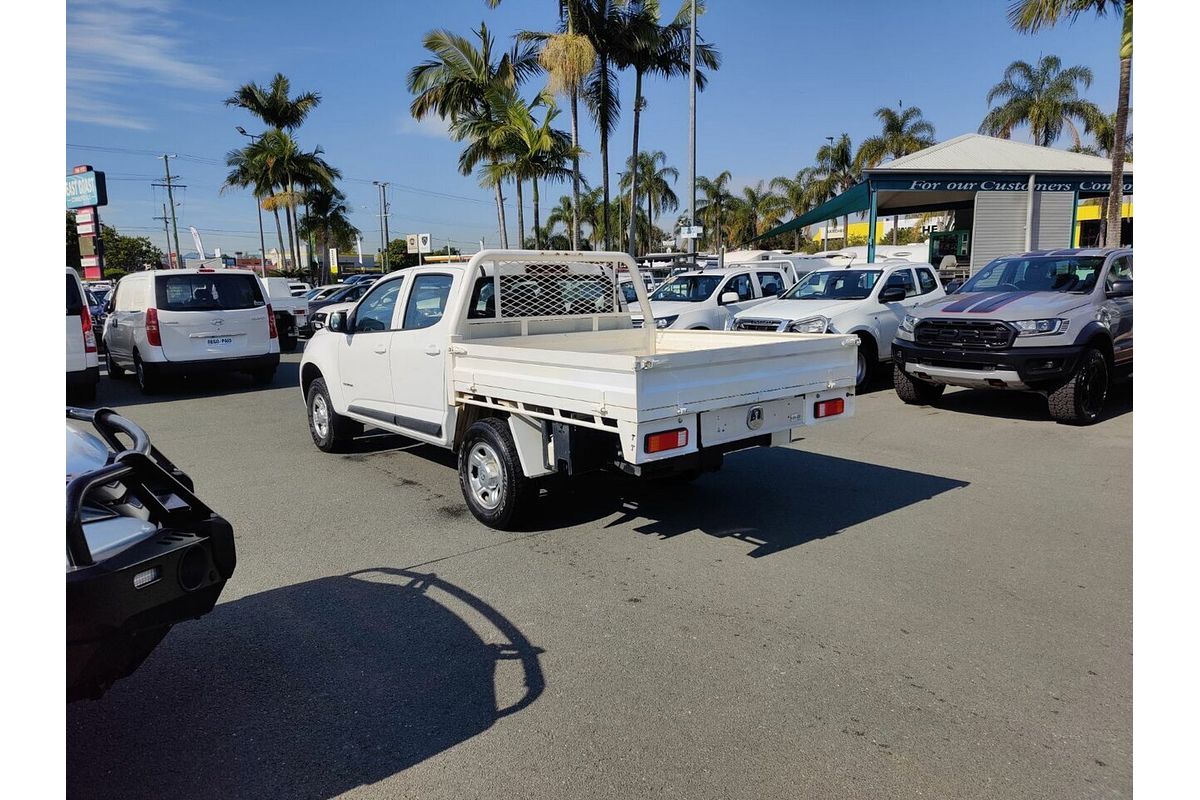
left=1011, top=318, right=1067, bottom=336
left=787, top=316, right=829, bottom=334
left=655, top=315, right=679, bottom=329
left=899, top=314, right=918, bottom=333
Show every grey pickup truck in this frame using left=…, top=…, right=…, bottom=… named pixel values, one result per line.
left=891, top=247, right=1132, bottom=424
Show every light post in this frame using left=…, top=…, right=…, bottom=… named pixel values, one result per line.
left=236, top=126, right=268, bottom=277
left=823, top=135, right=834, bottom=249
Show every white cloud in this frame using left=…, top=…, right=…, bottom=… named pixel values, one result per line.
left=399, top=114, right=454, bottom=140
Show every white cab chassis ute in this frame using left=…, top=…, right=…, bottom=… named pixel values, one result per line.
left=300, top=251, right=859, bottom=528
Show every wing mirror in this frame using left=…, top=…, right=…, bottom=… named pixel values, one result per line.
left=328, top=310, right=349, bottom=333
left=944, top=280, right=963, bottom=295
left=879, top=286, right=907, bottom=303
left=719, top=291, right=740, bottom=305
left=1108, top=278, right=1132, bottom=297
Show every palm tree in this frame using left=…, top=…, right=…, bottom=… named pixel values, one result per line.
left=620, top=150, right=679, bottom=254
left=695, top=171, right=732, bottom=251
left=617, top=0, right=720, bottom=256
left=856, top=105, right=936, bottom=243
left=979, top=55, right=1100, bottom=148
left=1070, top=110, right=1132, bottom=160
left=407, top=22, right=540, bottom=248
left=727, top=182, right=780, bottom=246
left=492, top=96, right=576, bottom=249
left=1008, top=0, right=1131, bottom=247
left=768, top=169, right=819, bottom=252
left=299, top=186, right=359, bottom=283
left=222, top=147, right=287, bottom=269
left=814, top=133, right=857, bottom=249
left=225, top=73, right=322, bottom=268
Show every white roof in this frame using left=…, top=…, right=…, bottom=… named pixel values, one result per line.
left=867, top=133, right=1131, bottom=175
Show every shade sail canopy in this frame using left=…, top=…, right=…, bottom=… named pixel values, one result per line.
left=750, top=182, right=870, bottom=243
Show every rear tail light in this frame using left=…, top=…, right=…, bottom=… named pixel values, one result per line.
left=814, top=398, right=845, bottom=418
left=266, top=304, right=278, bottom=339
left=145, top=307, right=162, bottom=347
left=645, top=428, right=688, bottom=454
left=80, top=303, right=96, bottom=353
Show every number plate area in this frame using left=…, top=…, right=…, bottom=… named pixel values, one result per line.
left=205, top=337, right=234, bottom=347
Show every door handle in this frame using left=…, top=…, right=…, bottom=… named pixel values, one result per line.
left=373, top=345, right=387, bottom=354
left=425, top=345, right=441, bottom=356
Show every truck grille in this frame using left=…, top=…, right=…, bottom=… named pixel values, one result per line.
left=735, top=318, right=784, bottom=332
left=914, top=319, right=1013, bottom=349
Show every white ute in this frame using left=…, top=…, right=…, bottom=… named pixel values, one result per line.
left=300, top=250, right=859, bottom=528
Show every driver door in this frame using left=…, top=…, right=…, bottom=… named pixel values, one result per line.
left=338, top=276, right=404, bottom=422
left=716, top=272, right=758, bottom=328
left=1102, top=254, right=1133, bottom=365
left=388, top=272, right=456, bottom=444
left=875, top=268, right=921, bottom=344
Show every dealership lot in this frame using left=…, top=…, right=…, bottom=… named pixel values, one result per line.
left=67, top=352, right=1131, bottom=799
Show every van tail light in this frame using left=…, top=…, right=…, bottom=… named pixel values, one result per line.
left=145, top=307, right=162, bottom=347
left=645, top=428, right=688, bottom=454
left=814, top=398, right=845, bottom=418
left=266, top=304, right=278, bottom=339
left=80, top=303, right=97, bottom=353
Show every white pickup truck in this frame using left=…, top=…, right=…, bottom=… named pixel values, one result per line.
left=262, top=277, right=308, bottom=351
left=299, top=250, right=858, bottom=528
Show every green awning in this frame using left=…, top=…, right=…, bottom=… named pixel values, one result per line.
left=750, top=181, right=871, bottom=243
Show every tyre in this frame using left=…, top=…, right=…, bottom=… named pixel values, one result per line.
left=251, top=367, right=276, bottom=386
left=106, top=350, right=125, bottom=379
left=134, top=353, right=159, bottom=395
left=458, top=417, right=534, bottom=530
left=1048, top=347, right=1108, bottom=425
left=855, top=335, right=877, bottom=391
left=306, top=377, right=362, bottom=452
left=893, top=364, right=945, bottom=405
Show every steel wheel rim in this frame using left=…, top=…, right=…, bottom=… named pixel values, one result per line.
left=1080, top=358, right=1108, bottom=418
left=467, top=442, right=503, bottom=511
left=311, top=394, right=330, bottom=439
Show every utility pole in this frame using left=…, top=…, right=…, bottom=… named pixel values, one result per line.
left=373, top=180, right=390, bottom=271
left=688, top=0, right=697, bottom=259
left=154, top=203, right=173, bottom=268
left=823, top=135, right=834, bottom=249
left=157, top=155, right=183, bottom=266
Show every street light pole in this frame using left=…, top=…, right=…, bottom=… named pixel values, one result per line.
left=688, top=0, right=697, bottom=259
left=236, top=128, right=268, bottom=277
left=824, top=135, right=834, bottom=249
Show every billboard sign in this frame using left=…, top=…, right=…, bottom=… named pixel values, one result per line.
left=66, top=170, right=108, bottom=209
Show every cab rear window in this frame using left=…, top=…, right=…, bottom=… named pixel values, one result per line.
left=155, top=274, right=265, bottom=312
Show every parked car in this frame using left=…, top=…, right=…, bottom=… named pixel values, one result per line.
left=729, top=259, right=946, bottom=390
left=307, top=300, right=355, bottom=334
left=340, top=273, right=381, bottom=285
left=86, top=289, right=107, bottom=353
left=102, top=268, right=281, bottom=394
left=66, top=407, right=236, bottom=700
left=289, top=281, right=312, bottom=296
left=300, top=281, right=374, bottom=337
left=892, top=247, right=1132, bottom=424
left=304, top=284, right=344, bottom=301
left=631, top=266, right=793, bottom=331
left=262, top=277, right=309, bottom=351
left=299, top=250, right=857, bottom=529
left=67, top=267, right=99, bottom=402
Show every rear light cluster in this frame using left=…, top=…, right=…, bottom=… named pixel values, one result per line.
left=145, top=308, right=162, bottom=347
left=645, top=428, right=688, bottom=454
left=80, top=304, right=96, bottom=353
left=266, top=304, right=278, bottom=339
left=814, top=398, right=845, bottom=418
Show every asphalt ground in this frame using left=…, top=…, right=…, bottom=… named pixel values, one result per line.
left=67, top=350, right=1132, bottom=799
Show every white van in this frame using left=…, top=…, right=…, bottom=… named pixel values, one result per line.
left=103, top=269, right=280, bottom=394
left=67, top=267, right=99, bottom=402
left=631, top=265, right=792, bottom=330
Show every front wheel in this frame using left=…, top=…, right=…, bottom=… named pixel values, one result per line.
left=1047, top=347, right=1108, bottom=425
left=893, top=364, right=945, bottom=405
left=306, top=377, right=362, bottom=452
left=855, top=335, right=877, bottom=391
left=458, top=418, right=533, bottom=530
left=106, top=350, right=125, bottom=379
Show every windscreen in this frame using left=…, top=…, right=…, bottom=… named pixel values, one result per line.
left=961, top=256, right=1106, bottom=294
left=650, top=275, right=721, bottom=303
left=780, top=269, right=882, bottom=300
left=155, top=273, right=266, bottom=312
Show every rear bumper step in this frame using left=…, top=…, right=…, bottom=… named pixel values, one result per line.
left=149, top=353, right=279, bottom=376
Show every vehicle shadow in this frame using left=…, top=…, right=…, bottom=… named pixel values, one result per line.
left=66, top=568, right=545, bottom=800
left=91, top=358, right=302, bottom=409
left=933, top=379, right=1133, bottom=423
left=527, top=447, right=969, bottom=557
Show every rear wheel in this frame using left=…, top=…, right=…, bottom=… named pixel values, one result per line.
left=134, top=353, right=159, bottom=395
left=893, top=364, right=945, bottom=405
left=106, top=350, right=125, bottom=379
left=458, top=417, right=533, bottom=530
left=855, top=335, right=877, bottom=390
left=1048, top=347, right=1108, bottom=425
left=306, top=378, right=361, bottom=452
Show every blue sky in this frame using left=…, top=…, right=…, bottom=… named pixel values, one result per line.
left=66, top=0, right=1124, bottom=257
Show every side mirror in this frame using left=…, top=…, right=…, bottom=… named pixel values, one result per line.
left=719, top=291, right=740, bottom=305
left=328, top=310, right=349, bottom=333
left=879, top=286, right=907, bottom=303
left=944, top=280, right=963, bottom=294
left=1109, top=278, right=1132, bottom=297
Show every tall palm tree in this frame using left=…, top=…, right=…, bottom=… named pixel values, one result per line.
left=222, top=147, right=286, bottom=269
left=299, top=186, right=359, bottom=283
left=1070, top=110, right=1132, bottom=160
left=768, top=169, right=819, bottom=252
left=856, top=105, right=936, bottom=243
left=979, top=55, right=1100, bottom=148
left=1008, top=0, right=1131, bottom=247
left=728, top=182, right=780, bottom=246
left=620, top=150, right=679, bottom=254
left=617, top=0, right=720, bottom=256
left=490, top=96, right=575, bottom=249
left=814, top=133, right=857, bottom=249
left=225, top=73, right=322, bottom=268
left=695, top=171, right=732, bottom=251
left=407, top=22, right=540, bottom=248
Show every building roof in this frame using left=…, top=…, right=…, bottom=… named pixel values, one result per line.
left=866, top=133, right=1132, bottom=175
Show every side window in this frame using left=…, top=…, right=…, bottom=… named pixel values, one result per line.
left=468, top=278, right=496, bottom=319
left=1105, top=256, right=1132, bottom=291
left=403, top=274, right=454, bottom=330
left=884, top=269, right=917, bottom=298
left=756, top=271, right=784, bottom=297
left=723, top=273, right=754, bottom=302
left=916, top=268, right=938, bottom=294
left=353, top=278, right=404, bottom=332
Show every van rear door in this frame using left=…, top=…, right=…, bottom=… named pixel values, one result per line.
left=153, top=272, right=272, bottom=362
left=66, top=271, right=87, bottom=372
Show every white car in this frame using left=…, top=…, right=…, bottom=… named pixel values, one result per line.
left=632, top=266, right=792, bottom=330
left=103, top=268, right=281, bottom=394
left=730, top=260, right=946, bottom=389
left=289, top=281, right=312, bottom=296
left=67, top=267, right=99, bottom=402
